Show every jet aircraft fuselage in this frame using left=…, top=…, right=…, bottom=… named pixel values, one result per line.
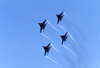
left=42, top=43, right=51, bottom=56
left=38, top=19, right=47, bottom=33
left=56, top=11, right=64, bottom=24
left=38, top=23, right=47, bottom=29
left=60, top=35, right=67, bottom=41
left=60, top=32, right=68, bottom=45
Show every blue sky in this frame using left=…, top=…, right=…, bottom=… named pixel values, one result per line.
left=0, top=0, right=100, bottom=68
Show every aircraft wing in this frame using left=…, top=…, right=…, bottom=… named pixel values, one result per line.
left=43, top=19, right=46, bottom=24
left=40, top=27, right=42, bottom=33
left=64, top=32, right=68, bottom=36
left=47, top=43, right=51, bottom=47
left=57, top=19, right=59, bottom=24
left=60, top=11, right=64, bottom=15
left=44, top=50, right=46, bottom=56
left=62, top=40, right=64, bottom=45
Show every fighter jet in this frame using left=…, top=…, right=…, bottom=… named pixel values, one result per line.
left=38, top=19, right=47, bottom=33
left=42, top=43, right=52, bottom=56
left=60, top=32, right=69, bottom=45
left=56, top=11, right=64, bottom=24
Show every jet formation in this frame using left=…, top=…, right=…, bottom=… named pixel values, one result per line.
left=38, top=19, right=47, bottom=33
left=38, top=11, right=68, bottom=56
left=42, top=43, right=52, bottom=56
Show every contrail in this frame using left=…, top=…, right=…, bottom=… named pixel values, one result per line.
left=62, top=20, right=69, bottom=27
left=45, top=56, right=63, bottom=68
left=60, top=65, right=63, bottom=68
left=45, top=56, right=57, bottom=64
left=51, top=43, right=59, bottom=52
left=63, top=18, right=78, bottom=33
left=63, top=12, right=67, bottom=16
left=47, top=20, right=61, bottom=35
left=82, top=65, right=83, bottom=68
left=62, top=45, right=78, bottom=58
left=68, top=32, right=78, bottom=46
left=41, top=33, right=50, bottom=40
left=58, top=24, right=66, bottom=32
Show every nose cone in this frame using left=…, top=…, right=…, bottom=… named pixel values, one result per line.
left=38, top=22, right=41, bottom=26
left=55, top=14, right=57, bottom=16
left=37, top=22, right=39, bottom=24
left=60, top=35, right=62, bottom=37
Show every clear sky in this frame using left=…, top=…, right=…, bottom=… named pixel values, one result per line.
left=0, top=0, right=100, bottom=68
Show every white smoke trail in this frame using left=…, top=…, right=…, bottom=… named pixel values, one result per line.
left=63, top=12, right=67, bottom=16
left=41, top=33, right=50, bottom=40
left=45, top=56, right=57, bottom=64
left=60, top=65, right=63, bottom=68
left=58, top=24, right=66, bottom=32
left=45, top=56, right=63, bottom=68
left=62, top=45, right=78, bottom=58
left=82, top=65, right=83, bottom=68
left=51, top=43, right=59, bottom=52
left=68, top=32, right=78, bottom=46
left=47, top=20, right=61, bottom=35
